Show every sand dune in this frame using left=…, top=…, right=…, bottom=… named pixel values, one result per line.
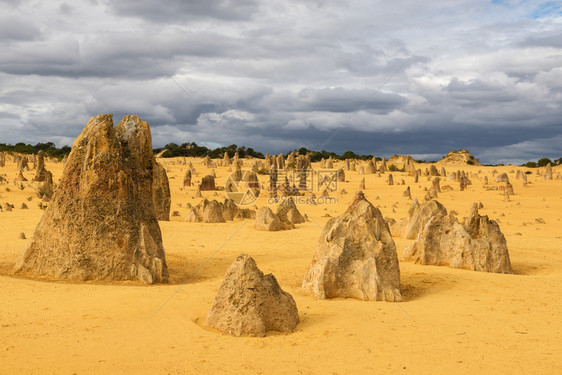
left=1, top=156, right=561, bottom=374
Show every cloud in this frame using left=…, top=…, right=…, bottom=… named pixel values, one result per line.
left=0, top=0, right=561, bottom=164
left=107, top=0, right=260, bottom=23
left=0, top=15, right=42, bottom=41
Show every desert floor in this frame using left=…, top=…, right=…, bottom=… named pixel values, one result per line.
left=0, top=157, right=561, bottom=374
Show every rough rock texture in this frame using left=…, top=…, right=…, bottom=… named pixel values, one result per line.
left=429, top=165, right=440, bottom=176
left=16, top=171, right=27, bottom=182
left=403, top=203, right=513, bottom=274
left=276, top=197, right=305, bottom=225
left=388, top=155, right=414, bottom=170
left=544, top=163, right=553, bottom=180
left=495, top=173, right=509, bottom=183
left=183, top=169, right=192, bottom=187
left=337, top=168, right=345, bottom=182
left=439, top=149, right=482, bottom=166
left=14, top=114, right=168, bottom=284
left=206, top=254, right=299, bottom=337
left=32, top=150, right=50, bottom=182
left=402, top=186, right=411, bottom=198
left=152, top=161, right=171, bottom=221
left=359, top=177, right=365, bottom=190
left=365, top=160, right=376, bottom=174
left=199, top=175, right=215, bottom=191
left=392, top=199, right=448, bottom=239
left=16, top=156, right=29, bottom=171
left=301, top=191, right=401, bottom=301
left=186, top=199, right=255, bottom=223
left=185, top=199, right=226, bottom=223
left=254, top=206, right=294, bottom=231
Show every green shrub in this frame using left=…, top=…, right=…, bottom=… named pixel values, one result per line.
left=537, top=158, right=552, bottom=167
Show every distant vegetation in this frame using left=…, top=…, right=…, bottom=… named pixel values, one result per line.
left=155, top=143, right=377, bottom=162
left=154, top=143, right=265, bottom=159
left=521, top=157, right=561, bottom=168
left=0, top=142, right=71, bottom=160
left=297, top=148, right=376, bottom=162
left=4, top=141, right=559, bottom=167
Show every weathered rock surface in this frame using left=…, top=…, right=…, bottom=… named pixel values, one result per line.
left=439, top=149, right=481, bottom=166
left=495, top=173, right=509, bottom=183
left=388, top=155, right=414, bottom=170
left=403, top=203, right=513, bottom=273
left=254, top=206, right=294, bottom=231
left=183, top=169, right=192, bottom=187
left=199, top=175, right=216, bottom=191
left=391, top=199, right=447, bottom=239
left=301, top=191, right=401, bottom=301
left=16, top=171, right=27, bottom=182
left=186, top=199, right=226, bottom=223
left=185, top=198, right=255, bottom=223
left=14, top=114, right=168, bottom=284
left=276, top=197, right=305, bottom=225
left=544, top=163, right=553, bottom=180
left=402, top=186, right=411, bottom=198
left=206, top=254, right=299, bottom=337
left=152, top=161, right=171, bottom=221
left=32, top=150, right=50, bottom=182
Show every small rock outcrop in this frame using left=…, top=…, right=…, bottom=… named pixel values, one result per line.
left=387, top=155, right=414, bottom=170
left=14, top=114, right=168, bottom=284
left=276, top=197, right=305, bottom=225
left=183, top=169, right=192, bottom=187
left=365, top=160, right=376, bottom=174
left=185, top=199, right=225, bottom=223
left=199, top=175, right=216, bottom=191
left=301, top=191, right=401, bottom=301
left=495, top=173, right=509, bottom=183
left=254, top=206, right=294, bottom=231
left=544, top=163, right=553, bottom=180
left=206, top=254, right=299, bottom=337
left=438, top=150, right=482, bottom=166
left=16, top=171, right=27, bottom=182
left=185, top=198, right=256, bottom=223
left=185, top=198, right=255, bottom=223
left=402, top=186, right=411, bottom=198
left=32, top=150, right=50, bottom=182
left=403, top=203, right=513, bottom=274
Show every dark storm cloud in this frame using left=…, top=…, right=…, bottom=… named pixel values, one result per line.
left=1, top=0, right=561, bottom=164
left=295, top=88, right=407, bottom=113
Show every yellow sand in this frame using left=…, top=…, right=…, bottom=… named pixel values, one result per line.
left=1, top=157, right=561, bottom=374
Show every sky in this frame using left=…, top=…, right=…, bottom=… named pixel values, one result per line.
left=0, top=0, right=561, bottom=164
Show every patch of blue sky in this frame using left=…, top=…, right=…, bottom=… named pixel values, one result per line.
left=529, top=1, right=562, bottom=18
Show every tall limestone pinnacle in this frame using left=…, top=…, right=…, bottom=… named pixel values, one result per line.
left=302, top=191, right=401, bottom=301
left=14, top=114, right=168, bottom=283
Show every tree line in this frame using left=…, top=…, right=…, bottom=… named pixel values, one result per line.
left=0, top=142, right=71, bottom=160
left=1, top=141, right=560, bottom=166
